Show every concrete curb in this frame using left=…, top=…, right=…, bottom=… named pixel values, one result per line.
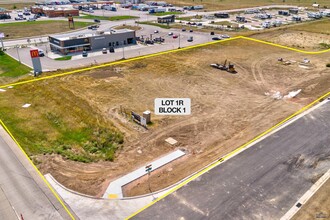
left=281, top=169, right=330, bottom=220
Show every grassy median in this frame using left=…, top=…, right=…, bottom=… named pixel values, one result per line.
left=78, top=14, right=138, bottom=21
left=0, top=50, right=31, bottom=77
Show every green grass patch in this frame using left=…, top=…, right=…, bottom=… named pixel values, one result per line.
left=150, top=11, right=183, bottom=16
left=55, top=56, right=72, bottom=61
left=0, top=82, right=124, bottom=163
left=319, top=43, right=330, bottom=49
left=137, top=21, right=171, bottom=29
left=78, top=14, right=138, bottom=21
left=0, top=20, right=94, bottom=39
left=176, top=15, right=202, bottom=21
left=213, top=21, right=233, bottom=26
left=0, top=51, right=31, bottom=77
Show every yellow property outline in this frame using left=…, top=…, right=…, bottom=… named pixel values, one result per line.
left=1, top=36, right=330, bottom=89
left=0, top=35, right=329, bottom=220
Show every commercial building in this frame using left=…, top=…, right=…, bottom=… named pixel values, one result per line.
left=157, top=14, right=175, bottom=23
left=49, top=29, right=136, bottom=55
left=31, top=6, right=79, bottom=17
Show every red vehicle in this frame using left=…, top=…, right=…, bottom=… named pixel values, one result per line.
left=172, top=35, right=178, bottom=39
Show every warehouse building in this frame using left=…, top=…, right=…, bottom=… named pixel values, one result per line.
left=49, top=29, right=136, bottom=55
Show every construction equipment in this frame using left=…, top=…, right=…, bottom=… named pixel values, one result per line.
left=210, top=59, right=237, bottom=73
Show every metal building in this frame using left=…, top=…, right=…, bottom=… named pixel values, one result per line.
left=49, top=29, right=136, bottom=55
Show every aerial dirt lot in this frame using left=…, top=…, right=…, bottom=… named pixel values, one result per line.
left=0, top=39, right=329, bottom=197
left=292, top=179, right=330, bottom=220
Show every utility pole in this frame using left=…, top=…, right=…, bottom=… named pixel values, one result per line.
left=178, top=33, right=181, bottom=49
left=16, top=45, right=21, bottom=63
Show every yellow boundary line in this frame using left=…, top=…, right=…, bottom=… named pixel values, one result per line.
left=0, top=35, right=330, bottom=89
left=0, top=35, right=329, bottom=219
left=0, top=119, right=76, bottom=220
left=126, top=91, right=330, bottom=220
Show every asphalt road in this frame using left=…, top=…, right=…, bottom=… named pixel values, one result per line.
left=0, top=128, right=73, bottom=219
left=133, top=101, right=330, bottom=220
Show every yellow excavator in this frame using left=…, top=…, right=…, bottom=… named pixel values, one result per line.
left=210, top=59, right=237, bottom=73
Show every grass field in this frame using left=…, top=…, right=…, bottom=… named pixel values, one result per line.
left=288, top=19, right=330, bottom=35
left=165, top=0, right=330, bottom=10
left=55, top=56, right=72, bottom=61
left=0, top=50, right=31, bottom=77
left=0, top=20, right=94, bottom=39
left=150, top=11, right=183, bottom=16
left=137, top=21, right=171, bottom=29
left=78, top=14, right=139, bottom=21
left=0, top=80, right=123, bottom=162
left=114, top=25, right=142, bottom=31
left=0, top=2, right=34, bottom=10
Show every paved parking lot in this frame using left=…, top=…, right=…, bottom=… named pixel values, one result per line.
left=6, top=24, right=215, bottom=71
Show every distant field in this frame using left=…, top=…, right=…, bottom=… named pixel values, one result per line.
left=0, top=20, right=93, bottom=39
left=78, top=14, right=139, bottom=21
left=165, top=0, right=330, bottom=10
left=288, top=19, right=330, bottom=35
left=0, top=2, right=35, bottom=10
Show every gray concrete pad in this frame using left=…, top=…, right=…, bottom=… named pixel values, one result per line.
left=133, top=101, right=330, bottom=219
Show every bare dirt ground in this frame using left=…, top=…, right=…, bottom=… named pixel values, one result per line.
left=292, top=179, right=330, bottom=220
left=29, top=39, right=330, bottom=197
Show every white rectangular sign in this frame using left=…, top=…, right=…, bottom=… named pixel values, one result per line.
left=155, top=98, right=191, bottom=115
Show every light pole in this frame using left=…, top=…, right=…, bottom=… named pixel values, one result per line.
left=178, top=33, right=181, bottom=49
left=122, top=41, right=125, bottom=59
left=16, top=45, right=21, bottom=63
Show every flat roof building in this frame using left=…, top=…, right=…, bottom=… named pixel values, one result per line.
left=31, top=6, right=79, bottom=17
left=49, top=29, right=136, bottom=55
left=157, top=14, right=175, bottom=23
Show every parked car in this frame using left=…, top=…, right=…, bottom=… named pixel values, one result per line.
left=182, top=28, right=186, bottom=32
left=15, top=17, right=26, bottom=20
left=82, top=51, right=88, bottom=57
left=187, top=36, right=193, bottom=42
left=172, top=35, right=178, bottom=39
left=189, top=29, right=193, bottom=32
left=220, top=34, right=230, bottom=38
left=94, top=19, right=100, bottom=23
left=23, top=11, right=31, bottom=15
left=210, top=31, right=215, bottom=35
left=102, top=48, right=107, bottom=54
left=168, top=32, right=173, bottom=36
left=212, top=36, right=222, bottom=40
left=27, top=18, right=36, bottom=22
left=38, top=49, right=45, bottom=57
left=109, top=47, right=115, bottom=53
left=154, top=30, right=159, bottom=33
